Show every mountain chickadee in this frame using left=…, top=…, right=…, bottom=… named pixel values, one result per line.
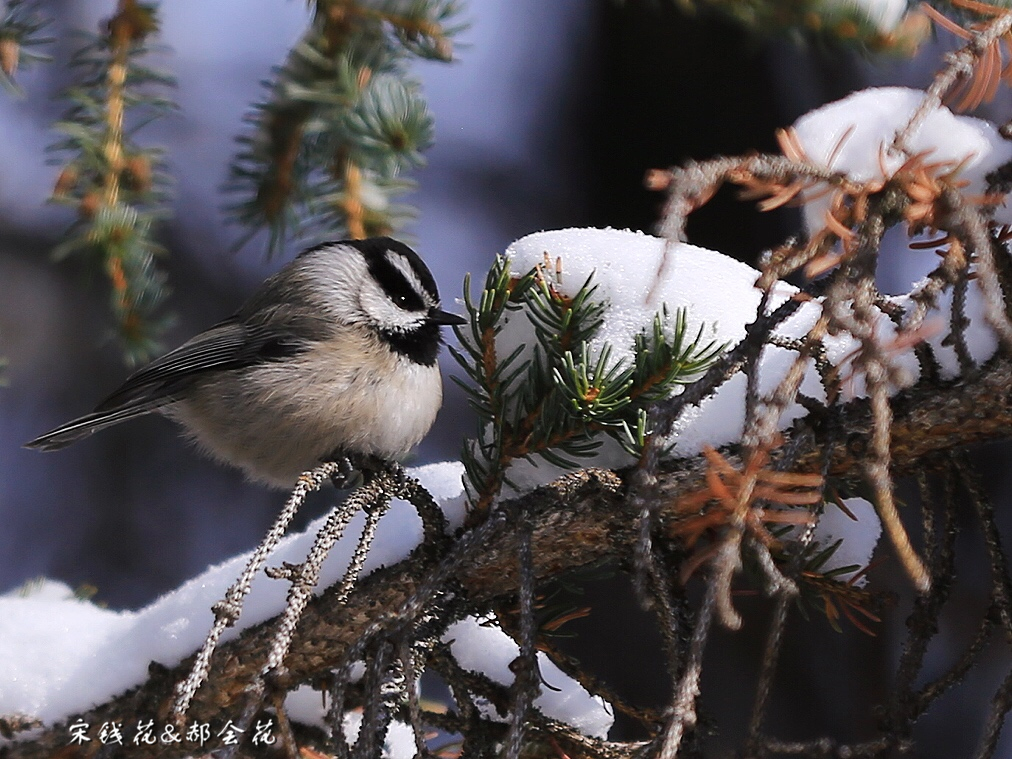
left=26, top=237, right=465, bottom=487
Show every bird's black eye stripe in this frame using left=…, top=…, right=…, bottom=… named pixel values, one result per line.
left=380, top=321, right=442, bottom=366
left=344, top=237, right=440, bottom=307
left=370, top=260, right=426, bottom=311
left=365, top=252, right=428, bottom=312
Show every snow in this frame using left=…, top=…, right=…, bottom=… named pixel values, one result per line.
left=493, top=87, right=1012, bottom=585
left=280, top=616, right=617, bottom=755
left=893, top=284, right=1000, bottom=380
left=0, top=462, right=467, bottom=725
left=7, top=85, right=1009, bottom=744
left=496, top=227, right=924, bottom=492
left=0, top=461, right=613, bottom=741
left=341, top=711, right=417, bottom=759
left=495, top=89, right=1012, bottom=484
left=0, top=581, right=133, bottom=723
left=792, top=87, right=1010, bottom=380
left=284, top=684, right=330, bottom=730
left=813, top=498, right=882, bottom=586
left=279, top=614, right=617, bottom=746
left=495, top=228, right=812, bottom=491
left=793, top=87, right=1012, bottom=232
left=442, top=616, right=613, bottom=739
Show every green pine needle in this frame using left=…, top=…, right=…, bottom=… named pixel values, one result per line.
left=225, top=0, right=464, bottom=255
left=453, top=258, right=725, bottom=514
left=0, top=0, right=53, bottom=95
left=48, top=5, right=176, bottom=365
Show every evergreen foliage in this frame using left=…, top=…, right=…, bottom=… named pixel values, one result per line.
left=25, top=0, right=462, bottom=365
left=451, top=257, right=725, bottom=514
left=0, top=0, right=51, bottom=94
left=48, top=0, right=175, bottom=364
left=224, top=0, right=464, bottom=255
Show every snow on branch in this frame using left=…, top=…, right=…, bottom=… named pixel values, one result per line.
left=6, top=342, right=1012, bottom=756
left=13, top=5, right=1012, bottom=757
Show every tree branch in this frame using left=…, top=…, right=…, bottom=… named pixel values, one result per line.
left=7, top=352, right=1012, bottom=757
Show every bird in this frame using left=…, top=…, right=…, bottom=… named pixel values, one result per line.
left=25, top=237, right=466, bottom=488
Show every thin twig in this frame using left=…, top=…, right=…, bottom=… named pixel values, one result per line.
left=503, top=516, right=537, bottom=759
left=171, top=461, right=342, bottom=720
left=658, top=573, right=717, bottom=759
left=893, top=6, right=1012, bottom=154
left=263, top=471, right=395, bottom=676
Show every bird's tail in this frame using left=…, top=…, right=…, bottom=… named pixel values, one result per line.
left=25, top=402, right=166, bottom=451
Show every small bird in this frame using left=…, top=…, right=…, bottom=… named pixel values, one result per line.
left=26, top=237, right=465, bottom=488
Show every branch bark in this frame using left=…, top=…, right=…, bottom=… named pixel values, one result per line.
left=6, top=355, right=1012, bottom=758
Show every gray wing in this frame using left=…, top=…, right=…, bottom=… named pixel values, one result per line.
left=24, top=316, right=313, bottom=451
left=94, top=320, right=263, bottom=411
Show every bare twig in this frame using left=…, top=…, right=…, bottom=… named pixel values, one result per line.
left=171, top=461, right=343, bottom=720
left=894, top=4, right=1012, bottom=152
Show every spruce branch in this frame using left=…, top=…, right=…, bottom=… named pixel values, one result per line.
left=11, top=356, right=1012, bottom=757
left=646, top=0, right=932, bottom=54
left=49, top=0, right=175, bottom=365
left=225, top=0, right=463, bottom=254
left=915, top=0, right=1012, bottom=115
left=645, top=74, right=1012, bottom=594
left=766, top=516, right=889, bottom=636
left=449, top=257, right=537, bottom=514
left=452, top=257, right=723, bottom=518
left=170, top=461, right=344, bottom=722
left=0, top=0, right=51, bottom=93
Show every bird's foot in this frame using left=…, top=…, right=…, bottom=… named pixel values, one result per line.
left=324, top=452, right=396, bottom=489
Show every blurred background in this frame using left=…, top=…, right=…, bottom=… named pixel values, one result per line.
left=3, top=0, right=1012, bottom=754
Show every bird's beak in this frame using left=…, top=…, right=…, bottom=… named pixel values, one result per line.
left=430, top=307, right=467, bottom=326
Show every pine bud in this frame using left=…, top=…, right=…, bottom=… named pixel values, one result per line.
left=53, top=166, right=79, bottom=198
left=889, top=10, right=932, bottom=56
left=79, top=192, right=101, bottom=219
left=435, top=37, right=453, bottom=61
left=0, top=37, right=19, bottom=78
left=327, top=4, right=347, bottom=24
left=124, top=155, right=152, bottom=192
left=108, top=224, right=130, bottom=244
left=106, top=0, right=158, bottom=45
left=357, top=66, right=372, bottom=91
left=644, top=169, right=673, bottom=192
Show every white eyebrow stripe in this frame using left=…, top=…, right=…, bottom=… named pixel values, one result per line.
left=385, top=249, right=434, bottom=306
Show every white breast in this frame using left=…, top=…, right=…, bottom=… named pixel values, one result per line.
left=169, top=329, right=444, bottom=488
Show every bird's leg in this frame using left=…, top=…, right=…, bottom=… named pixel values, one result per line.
left=324, top=451, right=396, bottom=488
left=355, top=453, right=398, bottom=483
left=325, top=452, right=359, bottom=489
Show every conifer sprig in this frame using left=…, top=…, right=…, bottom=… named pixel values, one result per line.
left=49, top=0, right=175, bottom=365
left=449, top=257, right=536, bottom=515
left=657, top=0, right=931, bottom=55
left=225, top=0, right=464, bottom=255
left=0, top=0, right=52, bottom=94
left=452, top=257, right=724, bottom=517
left=760, top=520, right=885, bottom=635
